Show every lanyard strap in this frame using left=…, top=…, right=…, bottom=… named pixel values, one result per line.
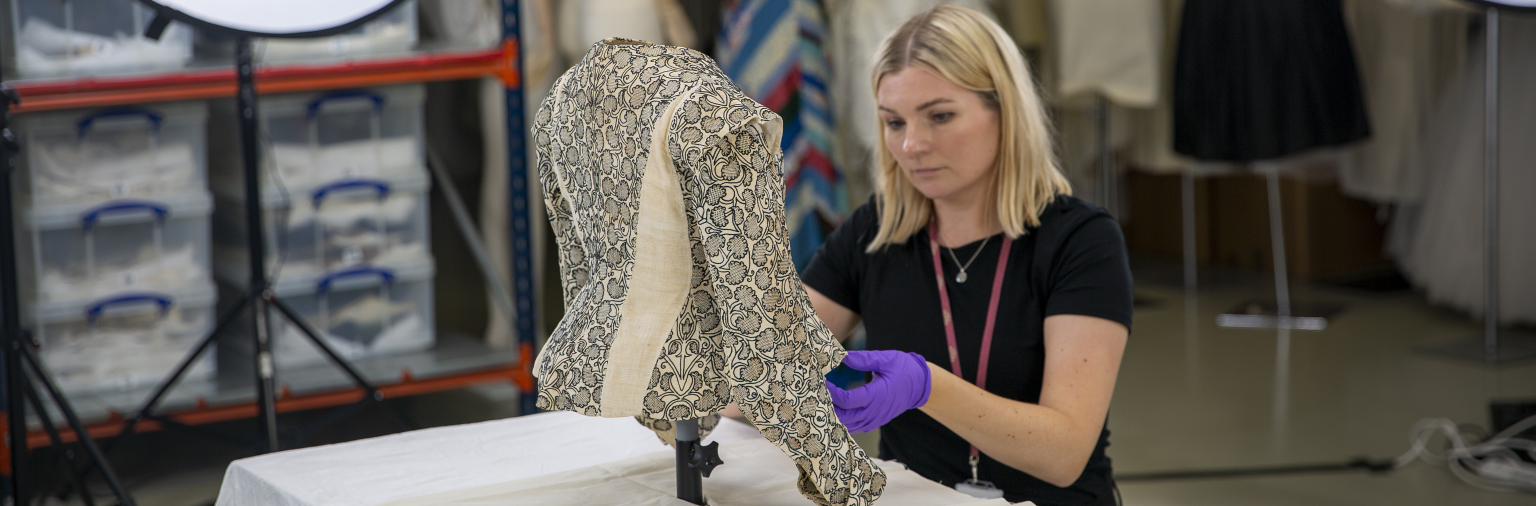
left=926, top=220, right=1012, bottom=462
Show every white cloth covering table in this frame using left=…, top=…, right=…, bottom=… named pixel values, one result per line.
left=215, top=410, right=1017, bottom=506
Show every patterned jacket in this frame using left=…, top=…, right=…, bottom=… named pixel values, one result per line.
left=532, top=39, right=885, bottom=505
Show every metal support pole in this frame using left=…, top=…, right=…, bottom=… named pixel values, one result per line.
left=1483, top=8, right=1500, bottom=363
left=1181, top=171, right=1200, bottom=388
left=676, top=419, right=704, bottom=504
left=1182, top=172, right=1197, bottom=298
left=114, top=293, right=249, bottom=445
left=1215, top=167, right=1332, bottom=331
left=1265, top=169, right=1292, bottom=320
left=23, top=382, right=97, bottom=506
left=425, top=152, right=517, bottom=335
left=1, top=82, right=31, bottom=506
left=1421, top=6, right=1536, bottom=364
left=1096, top=95, right=1116, bottom=218
left=236, top=35, right=281, bottom=452
left=19, top=345, right=133, bottom=505
left=501, top=0, right=540, bottom=416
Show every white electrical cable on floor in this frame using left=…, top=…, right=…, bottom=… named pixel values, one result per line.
left=1394, top=414, right=1536, bottom=492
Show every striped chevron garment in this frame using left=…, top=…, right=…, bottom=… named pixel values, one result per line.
left=718, top=0, right=845, bottom=271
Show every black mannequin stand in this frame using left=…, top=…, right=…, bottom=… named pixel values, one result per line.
left=674, top=418, right=723, bottom=504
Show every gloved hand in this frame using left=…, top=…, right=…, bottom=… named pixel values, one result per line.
left=825, top=350, right=933, bottom=433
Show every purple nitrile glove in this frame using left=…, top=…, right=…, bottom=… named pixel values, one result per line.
left=825, top=350, right=932, bottom=434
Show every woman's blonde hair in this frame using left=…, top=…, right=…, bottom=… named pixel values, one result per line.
left=867, top=4, right=1070, bottom=252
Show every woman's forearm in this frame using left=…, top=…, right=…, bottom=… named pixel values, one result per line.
left=917, top=363, right=1102, bottom=487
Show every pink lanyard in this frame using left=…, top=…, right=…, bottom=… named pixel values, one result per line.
left=926, top=220, right=1012, bottom=464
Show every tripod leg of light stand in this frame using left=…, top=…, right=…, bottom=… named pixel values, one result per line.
left=1, top=83, right=35, bottom=506
left=265, top=294, right=417, bottom=430
left=19, top=343, right=134, bottom=506
left=112, top=293, right=250, bottom=448
left=23, top=380, right=98, bottom=506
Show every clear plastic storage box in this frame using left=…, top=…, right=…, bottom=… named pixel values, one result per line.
left=211, top=84, right=425, bottom=193
left=212, top=169, right=431, bottom=284
left=257, top=0, right=417, bottom=63
left=14, top=101, right=207, bottom=208
left=4, top=0, right=193, bottom=78
left=17, top=191, right=213, bottom=304
left=210, top=83, right=429, bottom=281
left=240, top=257, right=436, bottom=367
left=27, top=282, right=215, bottom=394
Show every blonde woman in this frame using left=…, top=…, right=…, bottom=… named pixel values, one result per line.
left=802, top=5, right=1130, bottom=505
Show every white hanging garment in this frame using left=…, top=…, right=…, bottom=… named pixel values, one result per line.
left=1340, top=0, right=1469, bottom=203
left=1388, top=14, right=1536, bottom=325
left=1049, top=0, right=1161, bottom=107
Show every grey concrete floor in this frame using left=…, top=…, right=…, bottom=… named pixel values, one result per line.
left=29, top=260, right=1536, bottom=505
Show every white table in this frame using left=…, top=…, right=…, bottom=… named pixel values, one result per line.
left=215, top=411, right=1014, bottom=506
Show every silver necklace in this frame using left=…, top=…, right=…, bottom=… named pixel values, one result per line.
left=946, top=236, right=991, bottom=283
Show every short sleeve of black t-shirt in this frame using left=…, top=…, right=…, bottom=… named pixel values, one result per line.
left=802, top=194, right=1132, bottom=506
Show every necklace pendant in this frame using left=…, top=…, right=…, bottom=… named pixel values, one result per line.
left=956, top=271, right=968, bottom=283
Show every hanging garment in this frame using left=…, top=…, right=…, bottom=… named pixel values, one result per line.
left=1050, top=0, right=1162, bottom=108
left=1040, top=0, right=1161, bottom=206
left=1125, top=0, right=1197, bottom=175
left=533, top=39, right=885, bottom=506
left=1340, top=0, right=1469, bottom=203
left=1388, top=14, right=1536, bottom=326
left=1172, top=0, right=1372, bottom=162
left=557, top=0, right=697, bottom=65
left=717, top=0, right=842, bottom=270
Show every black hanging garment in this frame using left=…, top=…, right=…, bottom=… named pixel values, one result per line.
left=1172, top=0, right=1371, bottom=162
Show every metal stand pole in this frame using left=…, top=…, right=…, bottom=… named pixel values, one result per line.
left=1, top=83, right=31, bottom=506
left=1265, top=169, right=1292, bottom=322
left=1182, top=172, right=1197, bottom=299
left=425, top=152, right=516, bottom=332
left=674, top=418, right=723, bottom=505
left=1096, top=95, right=1117, bottom=218
left=1423, top=6, right=1536, bottom=363
left=1483, top=8, right=1502, bottom=362
left=19, top=345, right=133, bottom=505
left=24, top=380, right=98, bottom=506
left=1215, top=166, right=1334, bottom=331
left=1181, top=171, right=1201, bottom=388
left=234, top=36, right=283, bottom=452
left=0, top=84, right=135, bottom=505
left=1263, top=168, right=1293, bottom=447
left=675, top=419, right=704, bottom=504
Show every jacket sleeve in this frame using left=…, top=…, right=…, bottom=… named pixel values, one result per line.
left=669, top=82, right=886, bottom=506
left=533, top=84, right=588, bottom=312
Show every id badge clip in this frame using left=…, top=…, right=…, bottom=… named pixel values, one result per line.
left=955, top=455, right=1005, bottom=499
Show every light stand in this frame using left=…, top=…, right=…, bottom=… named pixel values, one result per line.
left=111, top=3, right=419, bottom=456
left=2, top=85, right=135, bottom=505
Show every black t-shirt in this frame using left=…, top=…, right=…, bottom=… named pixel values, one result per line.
left=802, top=194, right=1132, bottom=506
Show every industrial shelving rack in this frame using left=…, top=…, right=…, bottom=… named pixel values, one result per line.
left=0, top=1, right=540, bottom=503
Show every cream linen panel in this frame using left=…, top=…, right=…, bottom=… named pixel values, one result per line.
left=532, top=39, right=884, bottom=506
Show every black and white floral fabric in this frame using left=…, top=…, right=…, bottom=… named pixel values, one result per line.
left=532, top=39, right=885, bottom=506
